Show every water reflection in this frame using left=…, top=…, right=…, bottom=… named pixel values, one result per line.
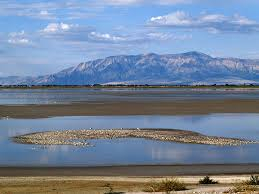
left=0, top=114, right=259, bottom=166
left=149, top=143, right=259, bottom=164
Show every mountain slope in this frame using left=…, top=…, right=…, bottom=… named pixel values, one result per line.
left=2, top=51, right=259, bottom=85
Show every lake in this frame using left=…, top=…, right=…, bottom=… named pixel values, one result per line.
left=2, top=88, right=259, bottom=104
left=1, top=114, right=259, bottom=166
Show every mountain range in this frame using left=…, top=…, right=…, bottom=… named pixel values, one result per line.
left=1, top=51, right=259, bottom=85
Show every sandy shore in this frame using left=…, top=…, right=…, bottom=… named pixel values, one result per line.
left=12, top=128, right=258, bottom=146
left=2, top=99, right=259, bottom=118
left=2, top=165, right=259, bottom=193
left=0, top=174, right=258, bottom=194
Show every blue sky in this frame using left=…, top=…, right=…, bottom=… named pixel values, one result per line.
left=1, top=0, right=259, bottom=76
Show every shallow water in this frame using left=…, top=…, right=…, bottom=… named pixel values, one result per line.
left=1, top=114, right=259, bottom=166
left=2, top=88, right=259, bottom=104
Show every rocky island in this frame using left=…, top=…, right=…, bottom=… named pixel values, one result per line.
left=12, top=128, right=258, bottom=147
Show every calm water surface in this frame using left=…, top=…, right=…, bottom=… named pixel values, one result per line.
left=2, top=88, right=259, bottom=104
left=1, top=114, right=259, bottom=166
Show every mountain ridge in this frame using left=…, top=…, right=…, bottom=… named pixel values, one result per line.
left=1, top=51, right=259, bottom=85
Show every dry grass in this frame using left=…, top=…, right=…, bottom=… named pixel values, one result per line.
left=227, top=182, right=258, bottom=193
left=0, top=180, right=146, bottom=194
left=143, top=178, right=186, bottom=193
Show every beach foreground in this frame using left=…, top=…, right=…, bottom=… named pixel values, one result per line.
left=0, top=174, right=258, bottom=194
left=1, top=164, right=259, bottom=193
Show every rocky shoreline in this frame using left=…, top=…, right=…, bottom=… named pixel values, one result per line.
left=12, top=128, right=258, bottom=147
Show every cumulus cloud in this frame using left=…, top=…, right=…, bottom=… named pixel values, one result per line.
left=42, top=23, right=75, bottom=33
left=39, top=22, right=191, bottom=45
left=149, top=11, right=259, bottom=33
left=150, top=11, right=191, bottom=26
left=40, top=22, right=130, bottom=43
left=40, top=23, right=96, bottom=44
left=40, top=22, right=126, bottom=44
left=7, top=30, right=31, bottom=45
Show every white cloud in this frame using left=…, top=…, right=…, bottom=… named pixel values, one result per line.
left=41, top=22, right=129, bottom=43
left=89, top=32, right=126, bottom=41
left=150, top=11, right=191, bottom=26
left=40, top=22, right=126, bottom=43
left=40, top=22, right=190, bottom=45
left=147, top=32, right=192, bottom=41
left=38, top=10, right=56, bottom=19
left=7, top=30, right=31, bottom=45
left=87, top=30, right=191, bottom=43
left=200, top=14, right=226, bottom=23
left=149, top=11, right=259, bottom=33
left=8, top=38, right=30, bottom=45
left=9, top=30, right=25, bottom=37
left=42, top=23, right=75, bottom=33
left=232, top=14, right=257, bottom=25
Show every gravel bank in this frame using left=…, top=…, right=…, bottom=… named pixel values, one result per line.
left=12, top=128, right=258, bottom=146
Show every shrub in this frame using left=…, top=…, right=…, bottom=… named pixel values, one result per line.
left=246, top=175, right=259, bottom=185
left=144, top=178, right=186, bottom=193
left=199, top=176, right=218, bottom=184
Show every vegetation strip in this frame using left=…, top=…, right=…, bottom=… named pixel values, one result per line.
left=12, top=128, right=258, bottom=146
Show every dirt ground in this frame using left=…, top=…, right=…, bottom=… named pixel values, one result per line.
left=2, top=99, right=259, bottom=119
left=1, top=164, right=259, bottom=177
left=0, top=175, right=257, bottom=194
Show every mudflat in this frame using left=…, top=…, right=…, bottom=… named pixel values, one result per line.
left=1, top=164, right=259, bottom=177
left=2, top=99, right=259, bottom=118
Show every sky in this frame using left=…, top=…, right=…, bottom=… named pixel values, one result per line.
left=1, top=0, right=259, bottom=76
